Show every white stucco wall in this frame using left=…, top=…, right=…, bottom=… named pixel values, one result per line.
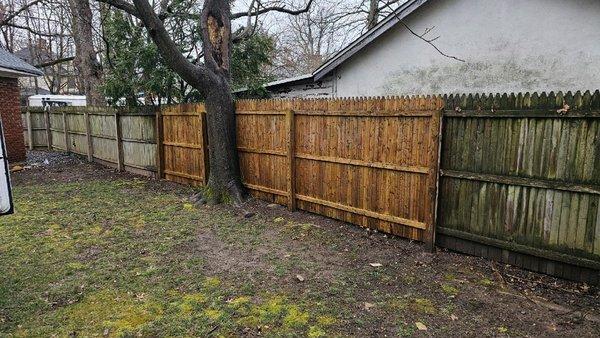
left=333, top=0, right=600, bottom=97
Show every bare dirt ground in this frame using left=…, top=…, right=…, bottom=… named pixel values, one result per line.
left=2, top=151, right=599, bottom=337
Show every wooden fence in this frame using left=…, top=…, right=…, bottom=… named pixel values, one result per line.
left=22, top=106, right=158, bottom=176
left=21, top=90, right=600, bottom=284
left=235, top=98, right=443, bottom=248
left=437, top=91, right=600, bottom=284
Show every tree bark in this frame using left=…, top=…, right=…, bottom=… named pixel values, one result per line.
left=68, top=0, right=105, bottom=105
left=204, top=80, right=245, bottom=203
left=199, top=0, right=245, bottom=203
left=367, top=0, right=379, bottom=30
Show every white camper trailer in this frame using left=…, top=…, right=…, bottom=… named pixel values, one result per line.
left=28, top=95, right=87, bottom=107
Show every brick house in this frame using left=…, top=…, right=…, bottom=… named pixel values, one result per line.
left=0, top=48, right=43, bottom=162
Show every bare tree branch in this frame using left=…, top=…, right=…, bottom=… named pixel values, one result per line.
left=130, top=0, right=213, bottom=94
left=1, top=21, right=69, bottom=37
left=35, top=55, right=75, bottom=67
left=0, top=0, right=45, bottom=27
left=394, top=13, right=465, bottom=63
left=95, top=0, right=139, bottom=17
left=231, top=0, right=314, bottom=20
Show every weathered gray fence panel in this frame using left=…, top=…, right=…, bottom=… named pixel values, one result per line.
left=22, top=106, right=158, bottom=176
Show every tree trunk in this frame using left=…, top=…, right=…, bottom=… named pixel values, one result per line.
left=199, top=0, right=245, bottom=203
left=129, top=0, right=246, bottom=203
left=367, top=0, right=379, bottom=30
left=68, top=0, right=105, bottom=105
left=203, top=79, right=245, bottom=203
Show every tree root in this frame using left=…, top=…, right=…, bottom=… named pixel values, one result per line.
left=192, top=180, right=247, bottom=206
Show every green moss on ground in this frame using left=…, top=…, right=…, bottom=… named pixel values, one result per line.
left=0, top=179, right=335, bottom=337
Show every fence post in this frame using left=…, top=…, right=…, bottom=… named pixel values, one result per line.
left=286, top=109, right=296, bottom=211
left=84, top=110, right=93, bottom=162
left=44, top=108, right=52, bottom=150
left=26, top=109, right=33, bottom=150
left=200, top=110, right=210, bottom=185
left=155, top=108, right=164, bottom=179
left=424, top=108, right=443, bottom=252
left=62, top=110, right=69, bottom=153
left=115, top=111, right=124, bottom=171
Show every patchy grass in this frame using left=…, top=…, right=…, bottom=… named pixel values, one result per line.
left=1, top=154, right=599, bottom=337
left=0, top=179, right=334, bottom=336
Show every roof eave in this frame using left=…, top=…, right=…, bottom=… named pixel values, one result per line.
left=313, top=0, right=430, bottom=81
left=0, top=66, right=43, bottom=78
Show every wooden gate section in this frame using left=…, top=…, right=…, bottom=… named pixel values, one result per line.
left=158, top=104, right=209, bottom=186
left=236, top=97, right=444, bottom=247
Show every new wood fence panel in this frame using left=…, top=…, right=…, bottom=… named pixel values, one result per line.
left=235, top=97, right=443, bottom=243
left=160, top=104, right=208, bottom=186
left=236, top=110, right=288, bottom=205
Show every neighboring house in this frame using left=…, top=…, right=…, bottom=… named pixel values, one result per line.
left=14, top=40, right=78, bottom=101
left=0, top=47, right=43, bottom=162
left=252, top=0, right=600, bottom=98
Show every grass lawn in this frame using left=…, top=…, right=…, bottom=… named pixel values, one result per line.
left=0, top=152, right=598, bottom=337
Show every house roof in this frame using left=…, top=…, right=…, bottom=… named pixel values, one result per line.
left=256, top=0, right=430, bottom=89
left=0, top=47, right=44, bottom=77
left=313, top=0, right=429, bottom=80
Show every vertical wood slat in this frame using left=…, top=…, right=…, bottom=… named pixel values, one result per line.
left=26, top=110, right=33, bottom=150
left=84, top=111, right=93, bottom=162
left=62, top=111, right=69, bottom=152
left=44, top=108, right=52, bottom=150
left=287, top=109, right=296, bottom=211
left=115, top=112, right=124, bottom=171
left=156, top=109, right=164, bottom=179
left=200, top=111, right=209, bottom=184
left=426, top=109, right=443, bottom=252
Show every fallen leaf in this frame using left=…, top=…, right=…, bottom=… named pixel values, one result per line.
left=450, top=314, right=458, bottom=321
left=273, top=217, right=285, bottom=223
left=415, top=322, right=427, bottom=331
left=183, top=203, right=194, bottom=210
left=296, top=274, right=305, bottom=282
left=369, top=263, right=383, bottom=267
left=364, top=302, right=375, bottom=310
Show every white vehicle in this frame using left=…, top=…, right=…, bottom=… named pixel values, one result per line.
left=0, top=120, right=13, bottom=216
left=28, top=94, right=87, bottom=107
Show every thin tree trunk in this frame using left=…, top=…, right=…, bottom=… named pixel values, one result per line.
left=367, top=0, right=379, bottom=30
left=68, top=0, right=105, bottom=105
